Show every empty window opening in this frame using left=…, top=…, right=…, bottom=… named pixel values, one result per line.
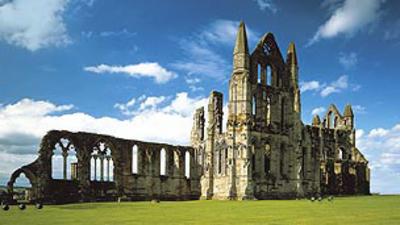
left=52, top=138, right=77, bottom=180
left=90, top=142, right=114, bottom=182
left=266, top=65, right=272, bottom=86
left=132, top=145, right=138, bottom=174
left=252, top=153, right=256, bottom=173
left=252, top=95, right=257, bottom=116
left=338, top=148, right=343, bottom=160
left=160, top=148, right=167, bottom=176
left=185, top=151, right=190, bottom=178
left=266, top=96, right=271, bottom=125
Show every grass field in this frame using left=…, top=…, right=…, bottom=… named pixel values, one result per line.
left=1, top=195, right=399, bottom=225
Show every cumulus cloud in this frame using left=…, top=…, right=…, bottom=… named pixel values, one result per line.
left=357, top=124, right=400, bottom=193
left=253, top=0, right=277, bottom=13
left=339, top=52, right=358, bottom=69
left=300, top=80, right=321, bottom=93
left=308, top=0, right=384, bottom=46
left=172, top=20, right=259, bottom=80
left=301, top=75, right=353, bottom=97
left=84, top=62, right=177, bottom=84
left=0, top=93, right=211, bottom=184
left=320, top=75, right=349, bottom=97
left=311, top=107, right=326, bottom=116
left=0, top=0, right=71, bottom=51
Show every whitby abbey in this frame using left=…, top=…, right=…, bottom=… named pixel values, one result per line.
left=6, top=22, right=370, bottom=203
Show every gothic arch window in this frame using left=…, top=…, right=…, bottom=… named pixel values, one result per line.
left=160, top=148, right=167, bottom=176
left=266, top=65, right=272, bottom=86
left=251, top=153, right=256, bottom=173
left=217, top=149, right=222, bottom=174
left=12, top=173, right=32, bottom=201
left=185, top=151, right=190, bottom=178
left=281, top=97, right=286, bottom=129
left=264, top=144, right=271, bottom=175
left=90, top=141, right=114, bottom=182
left=337, top=148, right=344, bottom=160
left=257, top=64, right=262, bottom=83
left=132, top=145, right=138, bottom=174
left=327, top=112, right=334, bottom=129
left=280, top=143, right=285, bottom=177
left=252, top=95, right=257, bottom=116
left=266, top=96, right=271, bottom=125
left=51, top=138, right=77, bottom=180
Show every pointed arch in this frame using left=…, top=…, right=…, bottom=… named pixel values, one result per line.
left=51, top=137, right=78, bottom=180
left=90, top=139, right=115, bottom=182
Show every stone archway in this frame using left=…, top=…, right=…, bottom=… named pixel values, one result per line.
left=7, top=168, right=37, bottom=202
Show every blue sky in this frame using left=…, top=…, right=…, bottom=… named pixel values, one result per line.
left=0, top=0, right=400, bottom=194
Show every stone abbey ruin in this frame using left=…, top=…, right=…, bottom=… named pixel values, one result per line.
left=7, top=22, right=370, bottom=203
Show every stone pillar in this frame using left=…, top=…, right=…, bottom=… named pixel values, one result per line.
left=93, top=155, right=98, bottom=181
left=106, top=157, right=110, bottom=181
left=62, top=149, right=68, bottom=180
left=100, top=155, right=104, bottom=181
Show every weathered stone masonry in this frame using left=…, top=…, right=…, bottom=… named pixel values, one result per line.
left=8, top=130, right=200, bottom=203
left=8, top=22, right=369, bottom=203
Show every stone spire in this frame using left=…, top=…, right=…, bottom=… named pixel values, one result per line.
left=233, top=21, right=250, bottom=71
left=287, top=42, right=300, bottom=113
left=286, top=42, right=297, bottom=65
left=344, top=104, right=354, bottom=117
left=234, top=21, right=249, bottom=55
left=312, top=115, right=321, bottom=126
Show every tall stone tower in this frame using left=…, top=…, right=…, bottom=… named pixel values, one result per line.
left=191, top=21, right=370, bottom=200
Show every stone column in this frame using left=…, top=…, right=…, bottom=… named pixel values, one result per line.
left=62, top=149, right=68, bottom=180
left=93, top=155, right=98, bottom=181
left=100, top=155, right=104, bottom=181
left=106, top=156, right=110, bottom=181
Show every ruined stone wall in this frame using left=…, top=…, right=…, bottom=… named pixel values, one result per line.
left=8, top=130, right=200, bottom=204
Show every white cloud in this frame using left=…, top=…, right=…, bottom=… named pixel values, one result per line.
left=368, top=128, right=389, bottom=138
left=84, top=62, right=177, bottom=84
left=300, top=80, right=321, bottom=93
left=357, top=124, right=400, bottom=194
left=339, top=52, right=358, bottom=68
left=253, top=0, right=277, bottom=13
left=311, top=107, right=326, bottom=116
left=308, top=0, right=384, bottom=46
left=0, top=98, right=73, bottom=117
left=0, top=0, right=71, bottom=51
left=320, top=75, right=349, bottom=97
left=0, top=94, right=211, bottom=183
left=301, top=75, right=352, bottom=97
left=172, top=20, right=259, bottom=80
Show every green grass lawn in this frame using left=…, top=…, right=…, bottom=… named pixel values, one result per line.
left=1, top=195, right=399, bottom=225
